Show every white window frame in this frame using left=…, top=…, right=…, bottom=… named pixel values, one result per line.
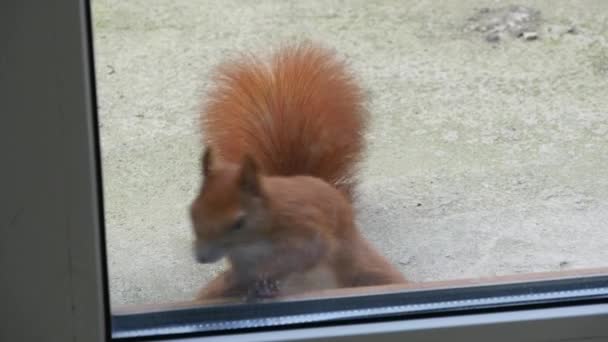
left=2, top=1, right=608, bottom=341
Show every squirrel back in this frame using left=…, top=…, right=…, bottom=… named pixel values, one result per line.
left=200, top=42, right=368, bottom=198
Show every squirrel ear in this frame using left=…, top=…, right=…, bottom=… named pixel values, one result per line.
left=239, top=155, right=261, bottom=197
left=201, top=147, right=213, bottom=176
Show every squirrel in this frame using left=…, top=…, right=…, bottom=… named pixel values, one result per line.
left=189, top=41, right=406, bottom=302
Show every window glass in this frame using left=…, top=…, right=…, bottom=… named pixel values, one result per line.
left=91, top=0, right=608, bottom=329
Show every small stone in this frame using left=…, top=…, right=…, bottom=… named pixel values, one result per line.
left=399, top=256, right=416, bottom=265
left=522, top=31, right=538, bottom=40
left=486, top=32, right=500, bottom=42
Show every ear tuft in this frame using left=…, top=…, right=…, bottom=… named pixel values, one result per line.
left=239, top=155, right=261, bottom=196
left=201, top=147, right=213, bottom=176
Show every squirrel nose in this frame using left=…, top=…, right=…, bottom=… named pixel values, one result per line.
left=193, top=241, right=225, bottom=263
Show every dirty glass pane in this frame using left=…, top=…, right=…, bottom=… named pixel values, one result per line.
left=91, top=0, right=608, bottom=315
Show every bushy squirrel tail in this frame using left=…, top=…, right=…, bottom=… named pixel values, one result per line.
left=201, top=41, right=368, bottom=198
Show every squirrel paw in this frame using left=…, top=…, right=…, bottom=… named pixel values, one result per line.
left=244, top=279, right=280, bottom=302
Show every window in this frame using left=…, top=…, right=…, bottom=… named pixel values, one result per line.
left=3, top=1, right=608, bottom=341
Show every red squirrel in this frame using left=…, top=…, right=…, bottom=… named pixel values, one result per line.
left=189, top=42, right=406, bottom=302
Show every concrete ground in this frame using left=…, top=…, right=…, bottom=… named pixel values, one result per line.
left=92, top=0, right=608, bottom=307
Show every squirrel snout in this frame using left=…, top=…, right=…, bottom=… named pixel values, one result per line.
left=193, top=240, right=225, bottom=263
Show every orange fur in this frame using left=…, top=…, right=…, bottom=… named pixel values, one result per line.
left=191, top=42, right=405, bottom=302
left=201, top=41, right=367, bottom=198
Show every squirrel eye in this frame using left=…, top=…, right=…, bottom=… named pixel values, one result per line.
left=231, top=216, right=245, bottom=231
